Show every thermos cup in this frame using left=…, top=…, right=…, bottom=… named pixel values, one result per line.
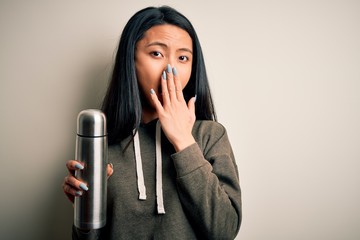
left=74, top=109, right=107, bottom=229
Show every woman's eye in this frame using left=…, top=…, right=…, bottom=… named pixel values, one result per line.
left=179, top=56, right=189, bottom=62
left=151, top=51, right=163, bottom=58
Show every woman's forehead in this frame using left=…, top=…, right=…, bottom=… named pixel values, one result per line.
left=139, top=24, right=192, bottom=49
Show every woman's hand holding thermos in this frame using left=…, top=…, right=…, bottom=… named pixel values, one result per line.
left=63, top=160, right=113, bottom=204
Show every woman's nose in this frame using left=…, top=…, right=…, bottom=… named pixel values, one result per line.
left=167, top=56, right=177, bottom=69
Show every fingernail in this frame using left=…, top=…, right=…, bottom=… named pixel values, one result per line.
left=75, top=163, right=84, bottom=170
left=162, top=71, right=166, bottom=80
left=166, top=64, right=172, bottom=73
left=194, top=94, right=197, bottom=102
left=79, top=183, right=88, bottom=191
left=75, top=191, right=82, bottom=196
left=150, top=89, right=155, bottom=95
left=172, top=67, right=177, bottom=76
left=109, top=163, right=113, bottom=169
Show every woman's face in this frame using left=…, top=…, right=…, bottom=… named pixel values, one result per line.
left=135, top=24, right=193, bottom=110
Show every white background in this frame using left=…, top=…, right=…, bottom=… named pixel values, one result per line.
left=0, top=1, right=359, bottom=239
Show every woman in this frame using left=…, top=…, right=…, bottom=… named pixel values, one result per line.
left=63, top=6, right=242, bottom=239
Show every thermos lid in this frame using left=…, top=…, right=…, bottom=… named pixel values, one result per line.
left=77, top=109, right=107, bottom=137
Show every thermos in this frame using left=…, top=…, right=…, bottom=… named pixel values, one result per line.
left=74, top=109, right=107, bottom=229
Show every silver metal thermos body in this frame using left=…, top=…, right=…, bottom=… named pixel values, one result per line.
left=74, top=109, right=107, bottom=229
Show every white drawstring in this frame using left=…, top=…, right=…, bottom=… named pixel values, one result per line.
left=133, top=121, right=165, bottom=214
left=134, top=129, right=146, bottom=200
left=155, top=121, right=165, bottom=214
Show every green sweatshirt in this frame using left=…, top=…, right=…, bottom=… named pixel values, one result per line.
left=73, top=120, right=242, bottom=239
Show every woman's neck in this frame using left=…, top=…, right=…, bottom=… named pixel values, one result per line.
left=141, top=108, right=158, bottom=124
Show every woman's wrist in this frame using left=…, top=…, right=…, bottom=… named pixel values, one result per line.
left=173, top=136, right=196, bottom=152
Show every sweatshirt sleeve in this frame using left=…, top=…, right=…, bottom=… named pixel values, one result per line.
left=171, top=122, right=242, bottom=239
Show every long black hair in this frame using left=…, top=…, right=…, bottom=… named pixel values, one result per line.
left=102, top=6, right=217, bottom=145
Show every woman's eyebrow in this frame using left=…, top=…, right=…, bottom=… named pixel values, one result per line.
left=146, top=41, right=193, bottom=54
left=146, top=41, right=168, bottom=48
left=178, top=48, right=193, bottom=55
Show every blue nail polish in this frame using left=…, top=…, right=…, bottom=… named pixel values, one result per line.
left=150, top=89, right=155, bottom=95
left=162, top=71, right=166, bottom=80
left=194, top=94, right=197, bottom=102
left=166, top=64, right=171, bottom=73
left=75, top=163, right=84, bottom=170
left=172, top=67, right=177, bottom=76
left=79, top=183, right=88, bottom=191
left=76, top=191, right=82, bottom=196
